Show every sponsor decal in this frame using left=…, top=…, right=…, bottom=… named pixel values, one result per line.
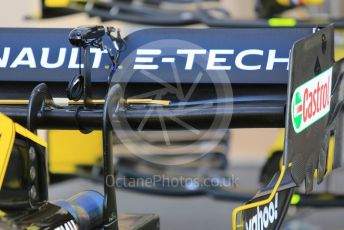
left=291, top=67, right=332, bottom=133
left=133, top=49, right=290, bottom=71
left=0, top=47, right=107, bottom=69
left=54, top=220, right=78, bottom=230
left=0, top=47, right=289, bottom=71
left=245, top=193, right=279, bottom=230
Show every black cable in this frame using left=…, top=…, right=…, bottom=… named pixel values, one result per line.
left=66, top=74, right=84, bottom=101
left=66, top=48, right=84, bottom=101
left=74, top=106, right=92, bottom=134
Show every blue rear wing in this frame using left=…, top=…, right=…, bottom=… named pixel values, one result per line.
left=0, top=27, right=315, bottom=84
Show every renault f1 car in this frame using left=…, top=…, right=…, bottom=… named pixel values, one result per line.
left=0, top=24, right=342, bottom=229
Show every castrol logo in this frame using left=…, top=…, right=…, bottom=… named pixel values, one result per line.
left=291, top=67, right=332, bottom=133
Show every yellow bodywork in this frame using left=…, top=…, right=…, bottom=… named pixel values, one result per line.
left=0, top=113, right=46, bottom=189
left=44, top=0, right=86, bottom=8
left=0, top=114, right=16, bottom=189
left=48, top=130, right=102, bottom=174
left=277, top=0, right=324, bottom=6
left=336, top=30, right=344, bottom=61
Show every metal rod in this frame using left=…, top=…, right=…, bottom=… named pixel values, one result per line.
left=102, top=85, right=121, bottom=230
left=84, top=46, right=93, bottom=107
left=0, top=101, right=285, bottom=130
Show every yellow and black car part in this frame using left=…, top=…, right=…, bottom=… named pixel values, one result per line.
left=0, top=113, right=48, bottom=210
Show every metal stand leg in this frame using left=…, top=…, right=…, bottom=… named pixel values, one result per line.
left=102, top=84, right=123, bottom=230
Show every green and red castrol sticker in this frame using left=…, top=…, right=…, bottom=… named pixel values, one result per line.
left=291, top=67, right=332, bottom=133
